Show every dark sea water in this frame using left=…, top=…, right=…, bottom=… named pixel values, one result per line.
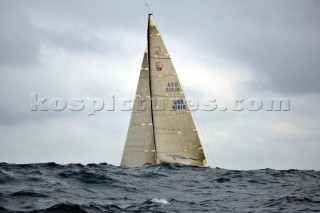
left=0, top=163, right=320, bottom=213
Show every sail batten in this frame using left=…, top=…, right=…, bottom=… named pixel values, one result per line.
left=120, top=15, right=207, bottom=167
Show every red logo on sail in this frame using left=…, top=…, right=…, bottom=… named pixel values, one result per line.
left=156, top=62, right=163, bottom=71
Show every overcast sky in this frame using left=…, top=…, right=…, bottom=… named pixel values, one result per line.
left=0, top=0, right=319, bottom=170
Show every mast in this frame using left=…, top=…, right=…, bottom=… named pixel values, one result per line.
left=147, top=13, right=157, bottom=163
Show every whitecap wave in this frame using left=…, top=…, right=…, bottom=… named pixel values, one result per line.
left=150, top=198, right=171, bottom=205
left=1, top=170, right=14, bottom=177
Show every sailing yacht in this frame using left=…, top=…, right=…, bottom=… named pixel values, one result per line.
left=121, top=14, right=207, bottom=167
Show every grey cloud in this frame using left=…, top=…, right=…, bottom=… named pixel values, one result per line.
left=0, top=1, right=39, bottom=66
left=24, top=0, right=146, bottom=29
left=0, top=0, right=144, bottom=66
left=38, top=28, right=108, bottom=53
left=201, top=0, right=320, bottom=94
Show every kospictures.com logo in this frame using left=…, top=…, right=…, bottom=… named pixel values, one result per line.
left=30, top=93, right=290, bottom=116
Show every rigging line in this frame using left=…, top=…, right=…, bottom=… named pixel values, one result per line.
left=180, top=85, right=217, bottom=167
left=192, top=110, right=217, bottom=168
left=147, top=14, right=157, bottom=163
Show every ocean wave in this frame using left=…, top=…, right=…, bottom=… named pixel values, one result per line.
left=0, top=162, right=319, bottom=212
left=9, top=190, right=49, bottom=198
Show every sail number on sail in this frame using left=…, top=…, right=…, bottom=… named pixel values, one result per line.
left=166, top=82, right=180, bottom=93
left=172, top=99, right=187, bottom=110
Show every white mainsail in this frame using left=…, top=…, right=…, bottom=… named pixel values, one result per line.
left=120, top=15, right=207, bottom=167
